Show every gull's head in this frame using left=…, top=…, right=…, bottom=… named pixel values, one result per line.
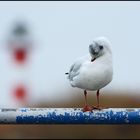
left=89, top=37, right=112, bottom=60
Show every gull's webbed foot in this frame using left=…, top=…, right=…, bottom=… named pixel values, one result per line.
left=82, top=105, right=93, bottom=112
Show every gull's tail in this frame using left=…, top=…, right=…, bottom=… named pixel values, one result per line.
left=65, top=73, right=69, bottom=75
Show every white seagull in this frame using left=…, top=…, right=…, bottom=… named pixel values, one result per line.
left=65, top=37, right=113, bottom=112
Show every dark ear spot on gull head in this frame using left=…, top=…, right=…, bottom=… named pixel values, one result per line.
left=99, top=45, right=103, bottom=50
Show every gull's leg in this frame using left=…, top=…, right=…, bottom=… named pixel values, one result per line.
left=84, top=90, right=88, bottom=105
left=82, top=90, right=92, bottom=112
left=92, top=89, right=108, bottom=110
left=92, top=89, right=102, bottom=110
left=97, top=89, right=100, bottom=108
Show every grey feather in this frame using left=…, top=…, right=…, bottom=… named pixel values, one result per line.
left=68, top=60, right=82, bottom=81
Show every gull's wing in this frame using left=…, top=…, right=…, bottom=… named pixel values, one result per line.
left=68, top=55, right=89, bottom=81
left=68, top=60, right=82, bottom=81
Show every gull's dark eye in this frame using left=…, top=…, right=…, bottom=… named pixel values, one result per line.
left=99, top=45, right=103, bottom=50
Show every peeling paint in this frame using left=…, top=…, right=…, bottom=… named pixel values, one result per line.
left=0, top=108, right=139, bottom=124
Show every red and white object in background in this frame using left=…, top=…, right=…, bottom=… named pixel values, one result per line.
left=7, top=22, right=32, bottom=65
left=12, top=83, right=29, bottom=106
left=5, top=22, right=33, bottom=106
left=12, top=44, right=28, bottom=64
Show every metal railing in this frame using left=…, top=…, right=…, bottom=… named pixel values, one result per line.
left=0, top=108, right=139, bottom=124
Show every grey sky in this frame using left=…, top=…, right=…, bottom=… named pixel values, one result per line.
left=0, top=1, right=140, bottom=106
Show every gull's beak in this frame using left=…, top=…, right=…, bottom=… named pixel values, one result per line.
left=91, top=58, right=96, bottom=62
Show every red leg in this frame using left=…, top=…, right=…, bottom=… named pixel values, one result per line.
left=92, top=90, right=108, bottom=110
left=82, top=90, right=92, bottom=112
left=97, top=89, right=100, bottom=108
left=92, top=90, right=101, bottom=110
left=84, top=90, right=88, bottom=106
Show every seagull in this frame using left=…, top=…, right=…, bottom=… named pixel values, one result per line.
left=65, top=37, right=113, bottom=112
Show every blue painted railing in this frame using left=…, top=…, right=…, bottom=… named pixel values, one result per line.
left=0, top=108, right=139, bottom=124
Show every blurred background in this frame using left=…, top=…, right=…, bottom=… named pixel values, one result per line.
left=0, top=1, right=140, bottom=139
